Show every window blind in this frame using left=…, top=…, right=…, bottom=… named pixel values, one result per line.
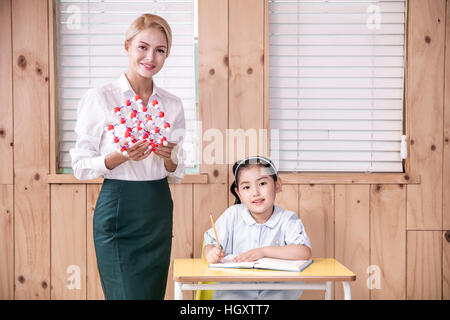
left=56, top=0, right=197, bottom=171
left=269, top=0, right=407, bottom=172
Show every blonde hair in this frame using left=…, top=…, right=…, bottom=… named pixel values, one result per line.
left=125, top=14, right=172, bottom=56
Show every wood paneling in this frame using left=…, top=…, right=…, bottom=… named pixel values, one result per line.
left=444, top=0, right=450, bottom=231
left=280, top=173, right=418, bottom=185
left=298, top=184, right=334, bottom=300
left=50, top=184, right=86, bottom=299
left=228, top=0, right=265, bottom=164
left=443, top=231, right=450, bottom=300
left=335, top=185, right=370, bottom=300
left=0, top=0, right=13, bottom=184
left=193, top=184, right=229, bottom=258
left=47, top=174, right=208, bottom=184
left=48, top=0, right=58, bottom=174
left=86, top=184, right=104, bottom=300
left=407, top=0, right=445, bottom=230
left=166, top=184, right=194, bottom=300
left=263, top=0, right=270, bottom=156
left=0, top=1, right=13, bottom=300
left=299, top=185, right=334, bottom=259
left=0, top=185, right=14, bottom=299
left=275, top=184, right=299, bottom=214
left=407, top=231, right=442, bottom=299
left=12, top=0, right=50, bottom=299
left=0, top=2, right=14, bottom=300
left=198, top=0, right=229, bottom=183
left=370, top=184, right=406, bottom=300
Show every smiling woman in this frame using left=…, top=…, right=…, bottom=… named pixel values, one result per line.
left=69, top=13, right=186, bottom=300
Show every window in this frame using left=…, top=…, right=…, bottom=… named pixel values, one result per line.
left=269, top=0, right=407, bottom=172
left=56, top=0, right=198, bottom=173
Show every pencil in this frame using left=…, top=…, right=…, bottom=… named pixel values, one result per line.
left=209, top=212, right=221, bottom=249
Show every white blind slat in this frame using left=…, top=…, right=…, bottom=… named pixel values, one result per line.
left=270, top=34, right=404, bottom=46
left=59, top=2, right=192, bottom=13
left=269, top=1, right=405, bottom=13
left=270, top=12, right=404, bottom=24
left=270, top=98, right=403, bottom=109
left=270, top=77, right=403, bottom=88
left=270, top=45, right=404, bottom=56
left=270, top=88, right=403, bottom=99
left=277, top=129, right=402, bottom=141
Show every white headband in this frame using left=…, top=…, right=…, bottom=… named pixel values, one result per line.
left=233, top=156, right=278, bottom=179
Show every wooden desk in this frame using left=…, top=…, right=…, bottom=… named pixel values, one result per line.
left=173, top=258, right=356, bottom=300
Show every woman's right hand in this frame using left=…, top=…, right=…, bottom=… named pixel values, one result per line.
left=204, top=246, right=226, bottom=264
left=123, top=140, right=152, bottom=161
left=105, top=140, right=151, bottom=170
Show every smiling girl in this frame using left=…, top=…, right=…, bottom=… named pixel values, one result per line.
left=203, top=156, right=312, bottom=300
left=70, top=14, right=185, bottom=300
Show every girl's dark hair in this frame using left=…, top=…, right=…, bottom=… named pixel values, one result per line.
left=230, top=156, right=278, bottom=204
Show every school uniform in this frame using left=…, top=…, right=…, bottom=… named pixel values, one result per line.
left=204, top=204, right=312, bottom=300
left=70, top=73, right=185, bottom=299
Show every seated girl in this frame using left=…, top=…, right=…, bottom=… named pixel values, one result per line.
left=203, top=156, right=312, bottom=300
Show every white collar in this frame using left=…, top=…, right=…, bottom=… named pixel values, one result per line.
left=118, top=73, right=161, bottom=98
left=241, top=204, right=281, bottom=229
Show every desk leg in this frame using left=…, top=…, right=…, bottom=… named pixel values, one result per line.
left=174, top=282, right=183, bottom=300
left=342, top=282, right=351, bottom=300
left=325, top=281, right=332, bottom=300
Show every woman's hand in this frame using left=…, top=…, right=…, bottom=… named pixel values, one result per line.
left=232, top=248, right=265, bottom=262
left=125, top=140, right=152, bottom=161
left=105, top=140, right=151, bottom=170
left=153, top=141, right=178, bottom=172
left=204, top=245, right=226, bottom=264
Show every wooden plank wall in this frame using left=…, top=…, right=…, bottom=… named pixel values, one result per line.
left=0, top=0, right=449, bottom=300
left=406, top=0, right=446, bottom=299
left=0, top=0, right=14, bottom=300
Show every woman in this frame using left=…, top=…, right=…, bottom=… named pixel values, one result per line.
left=70, top=14, right=185, bottom=299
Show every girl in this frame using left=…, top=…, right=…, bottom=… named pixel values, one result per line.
left=203, top=156, right=312, bottom=300
left=70, top=14, right=185, bottom=299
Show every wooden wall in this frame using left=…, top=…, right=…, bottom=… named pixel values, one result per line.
left=0, top=0, right=449, bottom=300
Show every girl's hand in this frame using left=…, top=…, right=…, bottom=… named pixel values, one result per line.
left=205, top=246, right=226, bottom=264
left=233, top=248, right=265, bottom=262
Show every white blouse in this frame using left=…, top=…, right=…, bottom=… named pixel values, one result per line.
left=70, top=73, right=186, bottom=183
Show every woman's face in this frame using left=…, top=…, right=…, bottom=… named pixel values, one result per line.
left=125, top=27, right=168, bottom=79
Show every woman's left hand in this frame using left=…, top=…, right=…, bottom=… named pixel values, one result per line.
left=153, top=142, right=178, bottom=171
left=232, top=248, right=265, bottom=262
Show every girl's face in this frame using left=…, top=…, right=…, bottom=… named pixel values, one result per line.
left=235, top=165, right=281, bottom=222
left=125, top=27, right=168, bottom=79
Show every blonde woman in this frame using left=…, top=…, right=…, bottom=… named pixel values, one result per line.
left=70, top=14, right=185, bottom=299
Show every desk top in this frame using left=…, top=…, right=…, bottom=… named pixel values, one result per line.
left=173, top=258, right=356, bottom=282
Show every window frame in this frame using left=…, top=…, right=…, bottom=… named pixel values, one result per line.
left=47, top=0, right=207, bottom=184
left=262, top=0, right=418, bottom=184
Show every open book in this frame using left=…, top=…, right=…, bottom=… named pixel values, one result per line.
left=209, top=255, right=313, bottom=272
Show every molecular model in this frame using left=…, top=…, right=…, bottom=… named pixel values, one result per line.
left=104, top=95, right=171, bottom=156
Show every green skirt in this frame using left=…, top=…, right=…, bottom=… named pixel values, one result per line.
left=93, top=178, right=173, bottom=300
